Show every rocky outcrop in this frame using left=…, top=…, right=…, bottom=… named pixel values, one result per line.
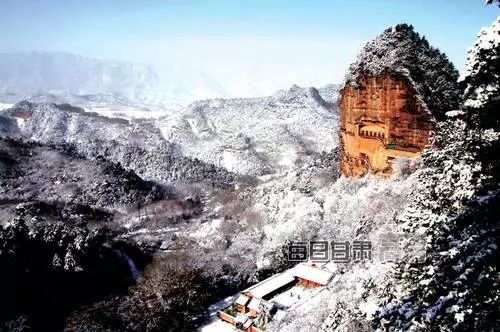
left=339, top=24, right=461, bottom=177
left=339, top=74, right=433, bottom=176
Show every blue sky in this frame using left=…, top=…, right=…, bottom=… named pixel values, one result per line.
left=0, top=0, right=498, bottom=92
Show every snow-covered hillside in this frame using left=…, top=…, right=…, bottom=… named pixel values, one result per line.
left=0, top=80, right=339, bottom=179
left=0, top=50, right=420, bottom=332
left=157, top=85, right=339, bottom=175
left=1, top=101, right=237, bottom=188
left=0, top=52, right=335, bottom=109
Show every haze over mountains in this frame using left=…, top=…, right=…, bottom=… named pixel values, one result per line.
left=0, top=48, right=341, bottom=193
left=1, top=12, right=498, bottom=330
left=0, top=46, right=345, bottom=330
left=0, top=51, right=327, bottom=108
left=0, top=51, right=216, bottom=107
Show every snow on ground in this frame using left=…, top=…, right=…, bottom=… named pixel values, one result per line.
left=156, top=85, right=339, bottom=176
left=0, top=103, right=12, bottom=111
left=271, top=285, right=321, bottom=308
left=15, top=117, right=26, bottom=128
left=189, top=162, right=421, bottom=331
left=207, top=294, right=239, bottom=317
left=199, top=318, right=238, bottom=332
left=83, top=105, right=171, bottom=120
left=271, top=259, right=398, bottom=331
left=200, top=293, right=240, bottom=332
left=199, top=276, right=328, bottom=331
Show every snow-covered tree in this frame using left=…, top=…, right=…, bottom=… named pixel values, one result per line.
left=373, top=17, right=500, bottom=331
left=486, top=0, right=499, bottom=8
left=461, top=17, right=500, bottom=128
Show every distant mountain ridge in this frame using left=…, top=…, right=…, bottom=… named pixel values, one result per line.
left=158, top=84, right=339, bottom=175
left=0, top=81, right=339, bottom=178
left=0, top=101, right=237, bottom=188
left=0, top=52, right=228, bottom=107
left=0, top=52, right=340, bottom=109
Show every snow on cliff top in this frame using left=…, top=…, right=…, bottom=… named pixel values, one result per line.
left=343, top=23, right=461, bottom=119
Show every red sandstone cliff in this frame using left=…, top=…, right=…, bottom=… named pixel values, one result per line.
left=339, top=74, right=433, bottom=176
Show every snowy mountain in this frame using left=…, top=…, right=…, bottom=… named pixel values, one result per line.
left=0, top=81, right=339, bottom=178
left=1, top=101, right=237, bottom=188
left=0, top=91, right=420, bottom=332
left=0, top=8, right=498, bottom=332
left=0, top=51, right=342, bottom=107
left=344, top=24, right=460, bottom=119
left=370, top=17, right=500, bottom=331
left=0, top=52, right=232, bottom=108
left=0, top=137, right=166, bottom=211
left=0, top=52, right=333, bottom=109
left=157, top=85, right=339, bottom=175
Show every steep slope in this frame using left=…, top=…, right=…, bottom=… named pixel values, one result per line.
left=257, top=24, right=468, bottom=332
left=157, top=85, right=339, bottom=175
left=0, top=137, right=165, bottom=211
left=371, top=17, right=500, bottom=332
left=1, top=102, right=237, bottom=188
left=269, top=19, right=500, bottom=332
left=343, top=24, right=461, bottom=119
left=340, top=24, right=460, bottom=176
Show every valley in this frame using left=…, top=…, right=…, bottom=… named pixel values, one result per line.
left=0, top=81, right=425, bottom=331
left=0, top=7, right=498, bottom=332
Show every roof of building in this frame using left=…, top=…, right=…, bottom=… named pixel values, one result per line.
left=308, top=259, right=329, bottom=269
left=243, top=319, right=253, bottom=329
left=248, top=298, right=262, bottom=312
left=235, top=313, right=249, bottom=325
left=293, top=264, right=333, bottom=285
left=244, top=271, right=295, bottom=299
left=235, top=294, right=250, bottom=306
left=323, top=261, right=338, bottom=273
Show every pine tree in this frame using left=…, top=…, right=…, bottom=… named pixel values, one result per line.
left=461, top=17, right=500, bottom=129
left=486, top=0, right=500, bottom=8
left=373, top=17, right=500, bottom=331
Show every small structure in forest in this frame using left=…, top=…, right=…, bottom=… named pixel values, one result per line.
left=294, top=263, right=333, bottom=287
left=217, top=263, right=334, bottom=331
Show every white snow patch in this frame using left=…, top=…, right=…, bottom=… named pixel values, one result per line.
left=0, top=103, right=12, bottom=111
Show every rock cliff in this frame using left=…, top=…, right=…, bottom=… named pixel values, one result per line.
left=340, top=74, right=433, bottom=176
left=339, top=24, right=460, bottom=176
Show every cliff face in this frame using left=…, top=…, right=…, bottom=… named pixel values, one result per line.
left=339, top=74, right=433, bottom=176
